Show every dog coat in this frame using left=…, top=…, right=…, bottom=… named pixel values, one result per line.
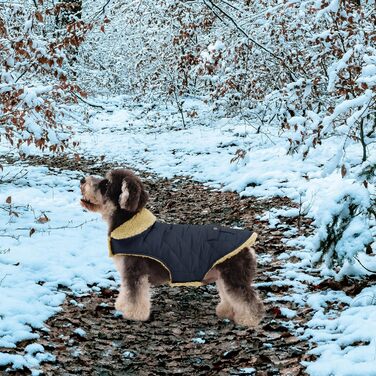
left=108, top=209, right=257, bottom=286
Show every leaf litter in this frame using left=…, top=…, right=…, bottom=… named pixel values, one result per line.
left=0, top=155, right=327, bottom=375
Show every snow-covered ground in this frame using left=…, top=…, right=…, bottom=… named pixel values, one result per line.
left=0, top=164, right=115, bottom=373
left=1, top=97, right=375, bottom=374
left=74, top=96, right=375, bottom=278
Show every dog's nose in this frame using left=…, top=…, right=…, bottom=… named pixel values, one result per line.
left=80, top=177, right=86, bottom=185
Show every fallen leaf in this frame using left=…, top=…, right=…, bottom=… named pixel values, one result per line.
left=341, top=164, right=347, bottom=178
left=36, top=214, right=50, bottom=224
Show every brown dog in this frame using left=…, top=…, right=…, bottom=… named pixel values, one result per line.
left=80, top=169, right=264, bottom=327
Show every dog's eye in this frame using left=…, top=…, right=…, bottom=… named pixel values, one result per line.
left=99, top=179, right=109, bottom=193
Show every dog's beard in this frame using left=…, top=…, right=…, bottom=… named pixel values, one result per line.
left=80, top=183, right=102, bottom=212
left=80, top=198, right=101, bottom=212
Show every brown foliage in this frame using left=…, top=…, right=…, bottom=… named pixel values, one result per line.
left=0, top=4, right=92, bottom=153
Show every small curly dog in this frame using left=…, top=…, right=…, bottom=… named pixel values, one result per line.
left=80, top=169, right=264, bottom=327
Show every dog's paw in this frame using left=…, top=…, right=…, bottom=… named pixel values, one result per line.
left=115, top=296, right=127, bottom=312
left=116, top=297, right=151, bottom=322
left=234, top=314, right=261, bottom=328
left=216, top=302, right=234, bottom=320
left=234, top=315, right=260, bottom=328
left=122, top=306, right=150, bottom=322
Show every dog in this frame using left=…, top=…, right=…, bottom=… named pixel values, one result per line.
left=80, top=169, right=264, bottom=327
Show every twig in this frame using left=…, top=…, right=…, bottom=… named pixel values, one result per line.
left=71, top=92, right=107, bottom=110
left=15, top=70, right=28, bottom=84
left=219, top=0, right=242, bottom=12
left=0, top=274, right=9, bottom=287
left=15, top=218, right=98, bottom=232
left=0, top=234, right=20, bottom=240
left=202, top=0, right=297, bottom=81
left=0, top=169, right=28, bottom=184
left=100, top=0, right=112, bottom=15
left=203, top=1, right=226, bottom=23
left=173, top=89, right=186, bottom=129
left=354, top=256, right=376, bottom=274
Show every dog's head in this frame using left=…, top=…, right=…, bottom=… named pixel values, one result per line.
left=80, top=169, right=148, bottom=220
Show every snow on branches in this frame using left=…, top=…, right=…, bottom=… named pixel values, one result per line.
left=310, top=180, right=373, bottom=270
left=0, top=1, right=91, bottom=154
left=1, top=0, right=374, bottom=271
left=75, top=0, right=375, bottom=271
left=78, top=0, right=375, bottom=160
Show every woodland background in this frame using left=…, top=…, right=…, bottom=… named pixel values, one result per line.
left=0, top=0, right=376, bottom=374
left=1, top=0, right=375, bottom=268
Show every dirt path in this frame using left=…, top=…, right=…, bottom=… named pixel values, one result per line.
left=2, top=156, right=314, bottom=375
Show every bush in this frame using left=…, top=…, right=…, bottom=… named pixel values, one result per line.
left=0, top=1, right=91, bottom=154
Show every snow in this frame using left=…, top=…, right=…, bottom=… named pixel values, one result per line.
left=25, top=344, right=45, bottom=355
left=0, top=163, right=117, bottom=370
left=122, top=351, right=135, bottom=358
left=239, top=367, right=256, bottom=374
left=327, top=48, right=353, bottom=92
left=192, top=338, right=206, bottom=344
left=303, top=296, right=376, bottom=376
left=73, top=328, right=87, bottom=338
left=0, top=96, right=375, bottom=374
left=279, top=307, right=297, bottom=319
left=208, top=40, right=225, bottom=51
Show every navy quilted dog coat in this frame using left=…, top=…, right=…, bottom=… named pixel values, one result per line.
left=108, top=209, right=257, bottom=286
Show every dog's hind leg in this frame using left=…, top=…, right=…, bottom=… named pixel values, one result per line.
left=216, top=278, right=234, bottom=320
left=217, top=247, right=264, bottom=327
left=226, top=281, right=264, bottom=327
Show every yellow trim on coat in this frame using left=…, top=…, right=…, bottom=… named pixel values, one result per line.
left=112, top=253, right=173, bottom=283
left=108, top=213, right=258, bottom=287
left=211, top=232, right=258, bottom=269
left=110, top=208, right=156, bottom=240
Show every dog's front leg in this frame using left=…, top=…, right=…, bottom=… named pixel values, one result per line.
left=120, top=275, right=151, bottom=322
left=113, top=256, right=128, bottom=312
left=113, top=256, right=151, bottom=321
left=115, top=280, right=128, bottom=313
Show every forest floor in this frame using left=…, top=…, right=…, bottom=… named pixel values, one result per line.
left=1, top=98, right=375, bottom=374
left=1, top=154, right=320, bottom=376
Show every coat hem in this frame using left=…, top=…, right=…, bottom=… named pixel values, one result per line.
left=109, top=232, right=258, bottom=287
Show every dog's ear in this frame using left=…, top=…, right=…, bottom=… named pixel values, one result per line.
left=119, top=175, right=148, bottom=212
left=119, top=180, right=130, bottom=210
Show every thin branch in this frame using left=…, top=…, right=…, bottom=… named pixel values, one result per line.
left=218, top=0, right=242, bottom=12
left=355, top=256, right=376, bottom=274
left=204, top=1, right=226, bottom=23
left=15, top=218, right=98, bottom=232
left=0, top=169, right=28, bottom=184
left=71, top=92, right=107, bottom=110
left=0, top=234, right=20, bottom=239
left=91, top=0, right=113, bottom=21
left=100, top=0, right=112, bottom=14
left=0, top=274, right=10, bottom=287
left=15, top=69, right=28, bottom=83
left=172, top=88, right=186, bottom=129
left=202, top=0, right=297, bottom=81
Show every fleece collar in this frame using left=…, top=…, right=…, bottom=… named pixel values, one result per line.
left=110, top=208, right=156, bottom=240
